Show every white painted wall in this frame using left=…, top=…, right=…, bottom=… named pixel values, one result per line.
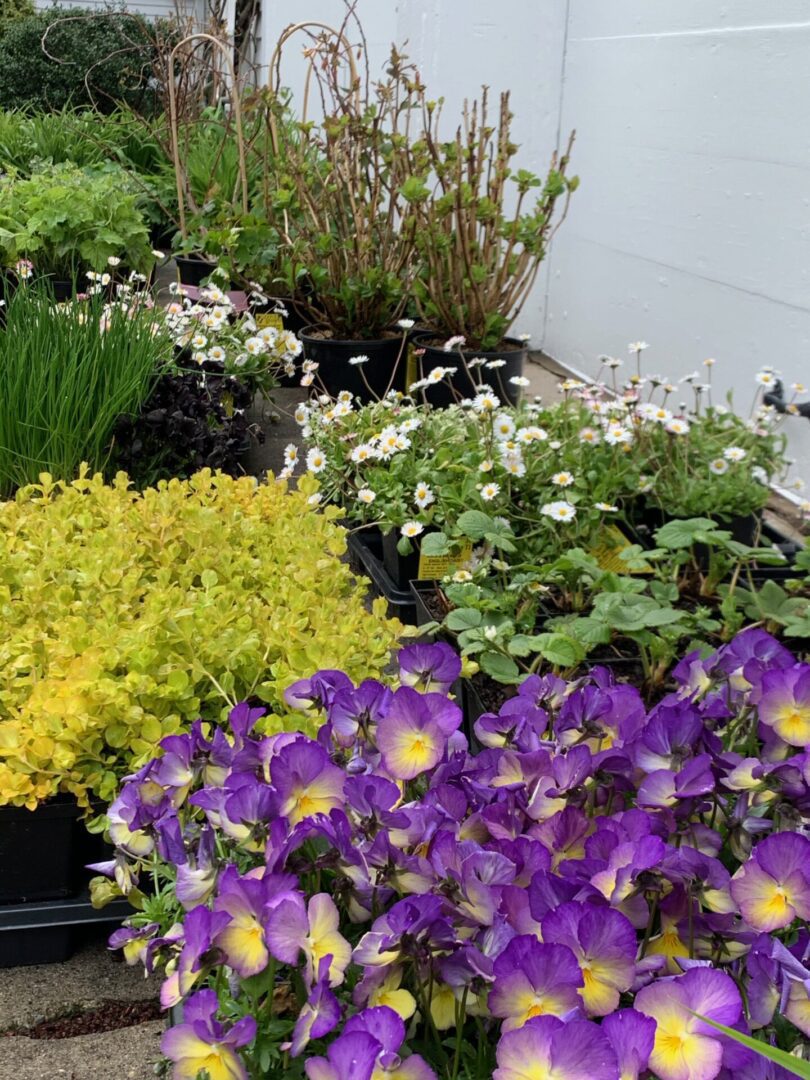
left=260, top=0, right=810, bottom=480
left=545, top=0, right=810, bottom=483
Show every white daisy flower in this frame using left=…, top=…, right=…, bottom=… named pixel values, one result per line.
left=473, top=391, right=501, bottom=413
left=755, top=371, right=777, bottom=387
left=427, top=366, right=450, bottom=383
left=307, top=493, right=322, bottom=506
left=517, top=425, right=548, bottom=444
left=443, top=335, right=466, bottom=351
left=191, top=333, right=207, bottom=349
left=351, top=443, right=376, bottom=463
left=503, top=452, right=526, bottom=478
left=283, top=444, right=298, bottom=466
left=209, top=346, right=226, bottom=363
left=401, top=521, right=424, bottom=538
left=349, top=355, right=369, bottom=366
left=400, top=417, right=422, bottom=432
left=479, top=459, right=494, bottom=473
left=551, top=471, right=575, bottom=487
left=509, top=376, right=531, bottom=387
left=665, top=418, right=690, bottom=435
left=294, top=405, right=309, bottom=425
left=397, top=318, right=415, bottom=329
left=467, top=357, right=487, bottom=368
left=628, top=341, right=649, bottom=352
left=723, top=446, right=747, bottom=462
left=493, top=414, right=516, bottom=440
left=486, top=359, right=507, bottom=369
left=357, top=488, right=376, bottom=505
left=541, top=500, right=577, bottom=522
left=306, top=447, right=327, bottom=472
left=481, top=482, right=500, bottom=501
left=709, top=458, right=729, bottom=475
left=703, top=357, right=716, bottom=367
left=192, top=350, right=207, bottom=365
left=595, top=502, right=618, bottom=512
left=452, top=569, right=472, bottom=583
left=604, top=425, right=633, bottom=446
left=579, top=427, right=601, bottom=445
left=414, top=482, right=435, bottom=509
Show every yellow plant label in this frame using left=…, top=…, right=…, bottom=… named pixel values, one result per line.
left=255, top=313, right=284, bottom=332
left=589, top=524, right=651, bottom=574
left=418, top=542, right=473, bottom=580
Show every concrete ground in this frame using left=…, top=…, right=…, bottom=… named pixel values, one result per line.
left=0, top=350, right=571, bottom=1080
left=0, top=938, right=162, bottom=1080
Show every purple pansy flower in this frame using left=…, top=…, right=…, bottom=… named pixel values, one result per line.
left=398, top=642, right=461, bottom=694
left=489, top=935, right=583, bottom=1030
left=161, top=989, right=256, bottom=1080
left=494, top=1015, right=618, bottom=1080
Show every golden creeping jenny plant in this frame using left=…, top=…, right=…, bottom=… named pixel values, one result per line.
left=0, top=469, right=400, bottom=809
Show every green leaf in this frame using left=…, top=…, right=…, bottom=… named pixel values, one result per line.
left=655, top=517, right=718, bottom=549
left=420, top=532, right=451, bottom=556
left=445, top=608, right=483, bottom=632
left=692, top=1015, right=810, bottom=1078
left=507, top=634, right=536, bottom=657
left=456, top=510, right=495, bottom=541
left=533, top=632, right=585, bottom=668
left=479, top=651, right=520, bottom=683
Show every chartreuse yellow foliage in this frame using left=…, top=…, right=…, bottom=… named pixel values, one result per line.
left=0, top=468, right=400, bottom=809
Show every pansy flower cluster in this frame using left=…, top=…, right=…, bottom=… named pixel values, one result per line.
left=101, top=630, right=810, bottom=1079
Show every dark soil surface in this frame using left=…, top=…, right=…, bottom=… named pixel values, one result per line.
left=467, top=671, right=514, bottom=716
left=4, top=999, right=161, bottom=1040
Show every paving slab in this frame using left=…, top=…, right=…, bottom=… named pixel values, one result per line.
left=3, top=1019, right=163, bottom=1080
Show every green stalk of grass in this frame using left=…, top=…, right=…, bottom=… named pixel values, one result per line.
left=0, top=282, right=171, bottom=495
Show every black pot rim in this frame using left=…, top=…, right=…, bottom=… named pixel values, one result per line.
left=412, top=329, right=528, bottom=356
left=300, top=323, right=406, bottom=347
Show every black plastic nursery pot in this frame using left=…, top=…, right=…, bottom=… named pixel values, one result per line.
left=411, top=333, right=527, bottom=407
left=300, top=326, right=408, bottom=403
left=381, top=530, right=423, bottom=591
left=346, top=530, right=418, bottom=624
left=0, top=798, right=93, bottom=904
left=409, top=580, right=445, bottom=637
left=175, top=253, right=217, bottom=287
left=0, top=894, right=132, bottom=968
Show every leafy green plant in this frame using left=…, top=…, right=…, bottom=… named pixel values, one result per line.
left=0, top=285, right=170, bottom=494
left=274, top=46, right=424, bottom=338
left=0, top=161, right=153, bottom=278
left=0, top=469, right=400, bottom=809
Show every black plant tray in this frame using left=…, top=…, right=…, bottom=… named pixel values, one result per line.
left=347, top=531, right=417, bottom=625
left=0, top=894, right=132, bottom=968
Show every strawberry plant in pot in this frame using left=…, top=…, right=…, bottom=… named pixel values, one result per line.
left=273, top=42, right=423, bottom=401
left=404, top=91, right=577, bottom=406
